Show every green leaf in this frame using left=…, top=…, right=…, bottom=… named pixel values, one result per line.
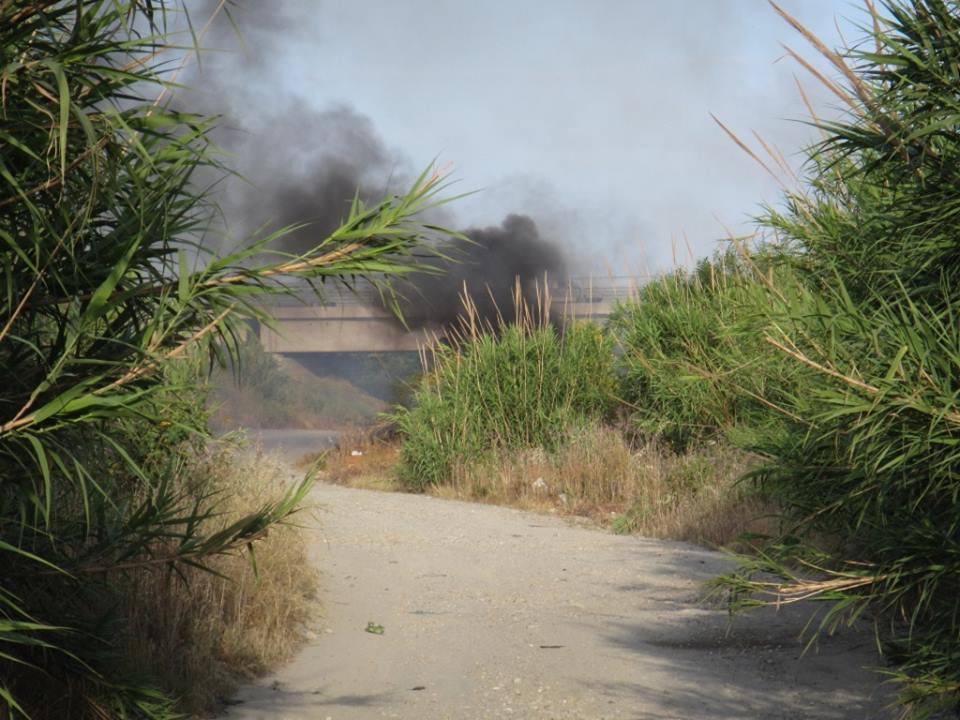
left=24, top=434, right=52, bottom=526
left=0, top=540, right=70, bottom=576
left=0, top=685, right=28, bottom=718
left=178, top=250, right=189, bottom=304
left=47, top=60, right=71, bottom=179
left=83, top=237, right=141, bottom=322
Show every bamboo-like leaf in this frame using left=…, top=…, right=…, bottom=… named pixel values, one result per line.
left=83, top=238, right=142, bottom=322
left=23, top=434, right=52, bottom=527
left=0, top=2, right=458, bottom=715
left=0, top=540, right=70, bottom=576
left=0, top=686, right=28, bottom=718
left=177, top=250, right=189, bottom=304
left=48, top=59, right=71, bottom=180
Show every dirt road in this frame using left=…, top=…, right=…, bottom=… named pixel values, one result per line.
left=223, top=481, right=891, bottom=719
left=247, top=429, right=341, bottom=455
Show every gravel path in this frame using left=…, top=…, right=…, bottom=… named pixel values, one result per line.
left=223, top=481, right=891, bottom=720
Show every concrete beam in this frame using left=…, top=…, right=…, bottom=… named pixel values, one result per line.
left=261, top=318, right=443, bottom=353
left=260, top=301, right=616, bottom=353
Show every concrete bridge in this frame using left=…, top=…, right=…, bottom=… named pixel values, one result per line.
left=259, top=277, right=638, bottom=354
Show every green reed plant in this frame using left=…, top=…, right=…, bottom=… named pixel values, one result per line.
left=0, top=3, right=454, bottom=717
left=609, top=249, right=812, bottom=451
left=392, top=301, right=617, bottom=490
left=707, top=2, right=960, bottom=715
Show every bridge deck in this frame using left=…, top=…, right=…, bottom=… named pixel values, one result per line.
left=260, top=278, right=637, bottom=354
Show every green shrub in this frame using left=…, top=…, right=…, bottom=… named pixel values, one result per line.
left=0, top=3, right=451, bottom=716
left=392, top=319, right=617, bottom=489
left=609, top=250, right=812, bottom=451
left=707, top=3, right=960, bottom=715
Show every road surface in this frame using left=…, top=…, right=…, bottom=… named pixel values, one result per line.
left=221, top=477, right=891, bottom=719
left=245, top=429, right=341, bottom=456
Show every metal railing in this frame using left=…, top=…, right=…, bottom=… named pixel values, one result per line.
left=266, top=276, right=641, bottom=308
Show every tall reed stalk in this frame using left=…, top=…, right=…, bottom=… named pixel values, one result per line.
left=0, top=3, right=455, bottom=716
left=706, top=3, right=960, bottom=715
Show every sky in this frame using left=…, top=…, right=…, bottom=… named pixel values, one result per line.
left=179, top=0, right=866, bottom=275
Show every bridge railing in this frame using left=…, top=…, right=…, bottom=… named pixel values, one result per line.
left=266, top=276, right=641, bottom=308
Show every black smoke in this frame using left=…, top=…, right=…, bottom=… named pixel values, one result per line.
left=395, top=214, right=567, bottom=329
left=183, top=2, right=568, bottom=329
left=223, top=103, right=401, bottom=256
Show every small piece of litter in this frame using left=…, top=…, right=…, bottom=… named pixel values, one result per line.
left=365, top=621, right=385, bottom=635
left=411, top=686, right=426, bottom=691
left=351, top=450, right=363, bottom=457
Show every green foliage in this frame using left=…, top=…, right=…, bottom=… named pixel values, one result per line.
left=608, top=3, right=960, bottom=713
left=704, top=2, right=960, bottom=715
left=392, top=320, right=617, bottom=490
left=0, top=2, right=452, bottom=717
left=609, top=250, right=811, bottom=451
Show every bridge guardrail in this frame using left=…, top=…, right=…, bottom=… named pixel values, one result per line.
left=265, top=277, right=641, bottom=308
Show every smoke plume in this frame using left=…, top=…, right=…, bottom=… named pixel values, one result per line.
left=223, top=103, right=402, bottom=256
left=184, top=2, right=569, bottom=329
left=395, top=214, right=566, bottom=328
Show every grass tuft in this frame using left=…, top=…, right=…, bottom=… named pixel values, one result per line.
left=323, top=425, right=775, bottom=550
left=390, top=291, right=618, bottom=490
left=433, top=425, right=776, bottom=549
left=121, top=447, right=319, bottom=715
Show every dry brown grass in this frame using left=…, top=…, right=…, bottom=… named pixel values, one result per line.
left=121, top=448, right=319, bottom=716
left=302, top=428, right=402, bottom=491
left=320, top=424, right=780, bottom=550
left=443, top=425, right=779, bottom=549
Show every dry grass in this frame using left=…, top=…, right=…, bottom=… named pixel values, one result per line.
left=302, top=427, right=402, bottom=491
left=121, top=448, right=319, bottom=716
left=443, top=425, right=779, bottom=549
left=320, top=424, right=780, bottom=550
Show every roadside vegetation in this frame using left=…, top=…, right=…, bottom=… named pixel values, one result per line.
left=391, top=307, right=618, bottom=490
left=348, top=2, right=959, bottom=716
left=0, top=3, right=451, bottom=718
left=331, top=300, right=772, bottom=549
left=609, top=250, right=813, bottom=453
left=117, top=444, right=318, bottom=716
left=5, top=1, right=957, bottom=719
left=709, top=3, right=959, bottom=714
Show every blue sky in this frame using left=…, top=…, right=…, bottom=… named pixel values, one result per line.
left=187, top=0, right=866, bottom=273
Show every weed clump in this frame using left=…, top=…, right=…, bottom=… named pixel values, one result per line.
left=609, top=251, right=812, bottom=452
left=610, top=3, right=960, bottom=714
left=384, top=291, right=773, bottom=549
left=392, top=315, right=617, bottom=490
left=121, top=448, right=318, bottom=715
left=433, top=425, right=773, bottom=548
